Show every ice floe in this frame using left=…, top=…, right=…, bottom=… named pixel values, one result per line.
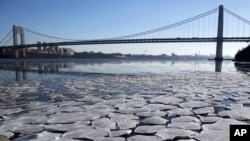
left=111, top=130, right=132, bottom=137
left=218, top=107, right=250, bottom=120
left=47, top=112, right=85, bottom=124
left=92, top=118, right=116, bottom=129
left=136, top=111, right=166, bottom=117
left=156, top=128, right=198, bottom=140
left=117, top=120, right=139, bottom=129
left=150, top=96, right=183, bottom=105
left=202, top=118, right=246, bottom=131
left=167, top=108, right=193, bottom=117
left=192, top=107, right=214, bottom=115
left=0, top=131, right=14, bottom=138
left=171, top=116, right=200, bottom=123
left=46, top=124, right=92, bottom=133
left=134, top=125, right=165, bottom=134
left=180, top=101, right=211, bottom=108
left=168, top=121, right=201, bottom=131
left=195, top=131, right=228, bottom=141
left=141, top=116, right=168, bottom=125
left=199, top=116, right=222, bottom=123
left=62, top=128, right=110, bottom=140
left=127, top=135, right=162, bottom=141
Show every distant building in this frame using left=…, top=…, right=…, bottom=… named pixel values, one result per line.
left=63, top=48, right=75, bottom=56
left=35, top=42, right=75, bottom=56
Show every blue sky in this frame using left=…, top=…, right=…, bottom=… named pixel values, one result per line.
left=1, top=0, right=250, bottom=56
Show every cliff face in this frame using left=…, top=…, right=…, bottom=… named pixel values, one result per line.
left=235, top=44, right=250, bottom=61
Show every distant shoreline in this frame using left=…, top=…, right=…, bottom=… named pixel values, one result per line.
left=0, top=57, right=228, bottom=62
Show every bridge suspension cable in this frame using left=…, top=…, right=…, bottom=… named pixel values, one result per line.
left=0, top=29, right=12, bottom=46
left=106, top=8, right=219, bottom=40
left=2, top=36, right=13, bottom=46
left=223, top=8, right=250, bottom=38
left=23, top=27, right=80, bottom=41
left=23, top=7, right=219, bottom=42
left=224, top=8, right=250, bottom=25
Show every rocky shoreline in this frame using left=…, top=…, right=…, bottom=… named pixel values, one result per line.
left=0, top=71, right=250, bottom=141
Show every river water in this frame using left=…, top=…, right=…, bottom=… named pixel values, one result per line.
left=0, top=59, right=249, bottom=82
left=0, top=59, right=250, bottom=141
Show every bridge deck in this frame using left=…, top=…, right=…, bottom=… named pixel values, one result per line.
left=1, top=37, right=250, bottom=49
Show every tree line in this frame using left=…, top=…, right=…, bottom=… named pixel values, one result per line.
left=235, top=44, right=250, bottom=61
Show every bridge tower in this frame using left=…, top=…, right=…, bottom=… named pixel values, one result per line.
left=215, top=5, right=224, bottom=60
left=13, top=25, right=26, bottom=58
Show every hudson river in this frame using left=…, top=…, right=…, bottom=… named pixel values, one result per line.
left=0, top=59, right=250, bottom=141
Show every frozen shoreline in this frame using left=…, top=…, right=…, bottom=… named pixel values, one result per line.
left=0, top=71, right=250, bottom=141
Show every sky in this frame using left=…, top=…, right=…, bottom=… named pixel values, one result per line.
left=1, top=0, right=250, bottom=56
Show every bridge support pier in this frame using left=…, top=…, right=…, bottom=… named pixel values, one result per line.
left=13, top=25, right=26, bottom=58
left=13, top=48, right=26, bottom=58
left=215, top=5, right=224, bottom=60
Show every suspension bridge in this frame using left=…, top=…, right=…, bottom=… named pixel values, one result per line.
left=0, top=5, right=250, bottom=59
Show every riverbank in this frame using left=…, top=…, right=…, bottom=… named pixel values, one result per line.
left=0, top=71, right=250, bottom=141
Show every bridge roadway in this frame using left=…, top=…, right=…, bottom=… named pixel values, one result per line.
left=1, top=37, right=250, bottom=49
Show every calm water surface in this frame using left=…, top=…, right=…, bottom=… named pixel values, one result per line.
left=0, top=58, right=249, bottom=82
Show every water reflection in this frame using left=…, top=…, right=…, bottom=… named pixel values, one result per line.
left=0, top=61, right=73, bottom=81
left=15, top=70, right=27, bottom=81
left=10, top=62, right=28, bottom=81
left=215, top=61, right=222, bottom=72
left=0, top=59, right=244, bottom=81
left=234, top=62, right=250, bottom=76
